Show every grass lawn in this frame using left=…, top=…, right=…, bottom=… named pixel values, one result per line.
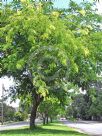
left=0, top=122, right=88, bottom=136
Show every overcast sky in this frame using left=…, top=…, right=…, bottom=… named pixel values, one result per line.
left=0, top=77, right=20, bottom=107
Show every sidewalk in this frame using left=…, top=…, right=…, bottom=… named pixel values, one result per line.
left=76, top=120, right=102, bottom=124
left=61, top=119, right=102, bottom=136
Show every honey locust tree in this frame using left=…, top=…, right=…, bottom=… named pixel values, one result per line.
left=63, top=1, right=102, bottom=120
left=0, top=2, right=96, bottom=128
left=61, top=0, right=102, bottom=91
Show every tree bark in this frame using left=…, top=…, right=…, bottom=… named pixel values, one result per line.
left=43, top=117, right=46, bottom=125
left=42, top=113, right=46, bottom=125
left=46, top=114, right=49, bottom=124
left=50, top=116, right=53, bottom=123
left=30, top=101, right=38, bottom=129
left=30, top=94, right=43, bottom=129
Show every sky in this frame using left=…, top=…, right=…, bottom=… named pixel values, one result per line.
left=96, top=1, right=102, bottom=13
left=0, top=0, right=102, bottom=108
left=0, top=77, right=20, bottom=107
left=53, top=0, right=102, bottom=13
left=54, top=0, right=82, bottom=8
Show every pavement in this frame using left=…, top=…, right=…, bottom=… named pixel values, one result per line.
left=62, top=120, right=102, bottom=136
left=0, top=119, right=42, bottom=131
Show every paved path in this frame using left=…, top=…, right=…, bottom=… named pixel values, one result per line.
left=62, top=120, right=102, bottom=136
left=0, top=119, right=42, bottom=131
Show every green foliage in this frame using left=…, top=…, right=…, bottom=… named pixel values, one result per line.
left=0, top=101, right=16, bottom=122
left=60, top=0, right=102, bottom=90
left=88, top=90, right=102, bottom=118
left=38, top=97, right=65, bottom=123
left=0, top=2, right=83, bottom=104
left=14, top=111, right=28, bottom=121
left=66, top=94, right=89, bottom=120
left=0, top=0, right=102, bottom=127
left=65, top=1, right=102, bottom=33
left=67, top=88, right=102, bottom=121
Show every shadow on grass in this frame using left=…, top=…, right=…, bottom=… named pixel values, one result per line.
left=0, top=124, right=87, bottom=136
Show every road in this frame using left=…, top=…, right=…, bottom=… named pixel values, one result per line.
left=0, top=119, right=42, bottom=131
left=62, top=120, right=102, bottom=136
left=1, top=119, right=102, bottom=136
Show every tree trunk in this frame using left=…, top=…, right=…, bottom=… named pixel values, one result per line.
left=50, top=116, right=53, bottom=123
left=30, top=94, right=43, bottom=129
left=43, top=117, right=46, bottom=125
left=30, top=101, right=38, bottom=129
left=46, top=114, right=49, bottom=124
left=42, top=113, right=46, bottom=125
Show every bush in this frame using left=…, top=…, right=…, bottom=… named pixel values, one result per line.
left=14, top=112, right=28, bottom=121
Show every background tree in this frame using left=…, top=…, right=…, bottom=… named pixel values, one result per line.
left=64, top=1, right=102, bottom=90
left=66, top=88, right=102, bottom=121
left=0, top=100, right=16, bottom=122
left=38, top=96, right=66, bottom=124
left=14, top=111, right=28, bottom=121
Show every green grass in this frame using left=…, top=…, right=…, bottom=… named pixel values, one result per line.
left=0, top=122, right=88, bottom=136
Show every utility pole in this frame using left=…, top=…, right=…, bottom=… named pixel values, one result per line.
left=1, top=83, right=5, bottom=125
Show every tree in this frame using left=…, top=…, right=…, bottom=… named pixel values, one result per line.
left=14, top=111, right=28, bottom=121
left=61, top=1, right=102, bottom=92
left=38, top=96, right=65, bottom=124
left=66, top=94, right=90, bottom=120
left=67, top=2, right=102, bottom=120
left=0, top=100, right=16, bottom=122
left=1, top=2, right=85, bottom=128
left=66, top=87, right=102, bottom=121
left=1, top=1, right=101, bottom=128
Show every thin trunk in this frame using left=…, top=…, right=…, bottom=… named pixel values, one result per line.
left=46, top=114, right=49, bottom=124
left=43, top=117, right=46, bottom=125
left=50, top=116, right=53, bottom=123
left=42, top=113, right=46, bottom=125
